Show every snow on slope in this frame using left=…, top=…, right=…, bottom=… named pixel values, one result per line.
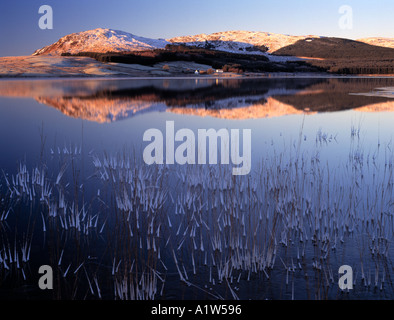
left=33, top=28, right=169, bottom=55
left=168, top=30, right=321, bottom=53
left=356, top=37, right=394, bottom=49
left=32, top=28, right=393, bottom=62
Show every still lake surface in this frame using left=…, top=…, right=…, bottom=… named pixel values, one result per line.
left=0, top=76, right=394, bottom=300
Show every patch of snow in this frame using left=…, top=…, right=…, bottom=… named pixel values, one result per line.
left=350, top=87, right=394, bottom=99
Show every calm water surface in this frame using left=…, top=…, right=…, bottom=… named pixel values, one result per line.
left=0, top=77, right=394, bottom=300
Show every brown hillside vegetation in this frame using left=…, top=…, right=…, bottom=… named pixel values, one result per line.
left=273, top=38, right=394, bottom=74
left=65, top=45, right=323, bottom=74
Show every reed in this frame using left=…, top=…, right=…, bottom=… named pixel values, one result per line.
left=1, top=125, right=394, bottom=300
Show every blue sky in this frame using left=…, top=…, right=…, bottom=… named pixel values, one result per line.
left=0, top=0, right=393, bottom=56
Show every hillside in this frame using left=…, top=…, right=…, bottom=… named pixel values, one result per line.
left=357, top=37, right=394, bottom=49
left=273, top=37, right=394, bottom=59
left=22, top=28, right=394, bottom=76
left=272, top=37, right=394, bottom=74
left=168, top=30, right=320, bottom=53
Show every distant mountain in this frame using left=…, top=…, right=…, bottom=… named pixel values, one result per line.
left=169, top=31, right=394, bottom=60
left=33, top=28, right=394, bottom=57
left=272, top=37, right=394, bottom=59
left=168, top=30, right=321, bottom=53
left=33, top=28, right=169, bottom=55
left=30, top=28, right=394, bottom=75
left=271, top=37, right=394, bottom=74
left=33, top=29, right=322, bottom=56
left=356, top=37, right=394, bottom=49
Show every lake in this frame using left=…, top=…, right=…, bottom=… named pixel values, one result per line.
left=0, top=76, right=394, bottom=300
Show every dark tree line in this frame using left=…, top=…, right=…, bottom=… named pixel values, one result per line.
left=62, top=45, right=324, bottom=74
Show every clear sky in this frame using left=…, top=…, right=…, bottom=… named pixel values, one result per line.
left=0, top=0, right=393, bottom=56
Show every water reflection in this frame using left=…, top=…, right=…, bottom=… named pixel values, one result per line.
left=1, top=77, right=394, bottom=300
left=0, top=77, right=393, bottom=123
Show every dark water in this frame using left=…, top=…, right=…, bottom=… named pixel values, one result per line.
left=0, top=77, right=394, bottom=300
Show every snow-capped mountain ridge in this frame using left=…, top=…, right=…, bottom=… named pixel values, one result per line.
left=32, top=28, right=394, bottom=57
left=33, top=28, right=169, bottom=55
left=168, top=30, right=322, bottom=53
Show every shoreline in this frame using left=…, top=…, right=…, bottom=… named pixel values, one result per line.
left=1, top=75, right=394, bottom=81
left=2, top=73, right=394, bottom=81
left=1, top=55, right=394, bottom=80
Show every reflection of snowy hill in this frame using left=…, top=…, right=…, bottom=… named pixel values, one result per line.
left=168, top=97, right=312, bottom=119
left=35, top=96, right=166, bottom=123
left=1, top=79, right=394, bottom=123
left=350, top=87, right=394, bottom=99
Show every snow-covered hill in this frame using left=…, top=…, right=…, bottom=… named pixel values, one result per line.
left=32, top=28, right=394, bottom=61
left=356, top=37, right=394, bottom=49
left=168, top=30, right=321, bottom=53
left=33, top=28, right=323, bottom=56
left=33, top=28, right=169, bottom=55
left=169, top=31, right=394, bottom=53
